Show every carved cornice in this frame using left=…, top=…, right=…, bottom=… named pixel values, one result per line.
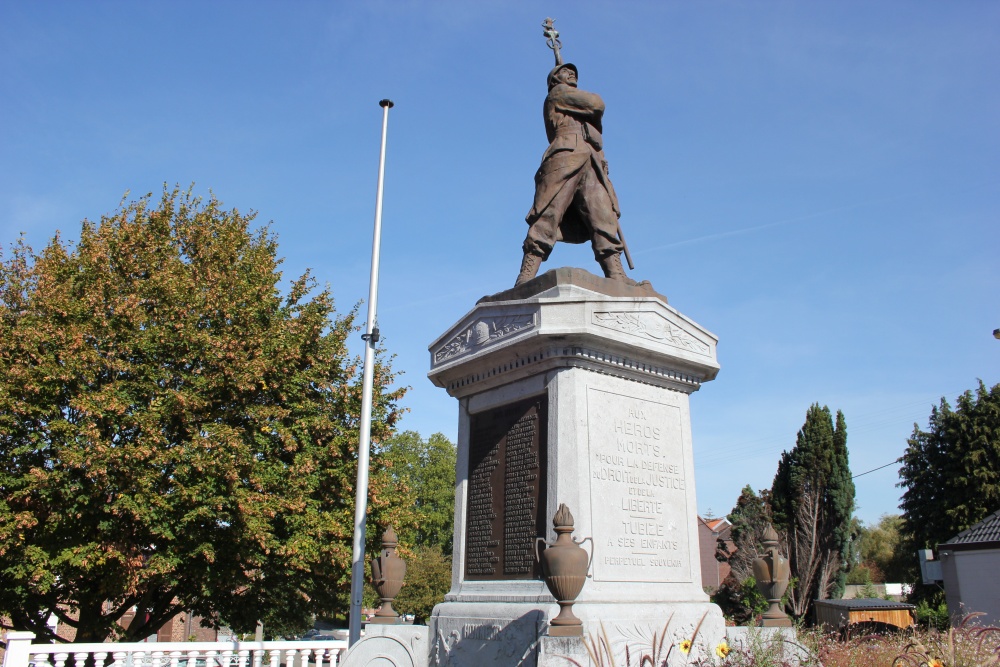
left=593, top=311, right=711, bottom=357
left=443, top=344, right=704, bottom=396
left=433, top=313, right=536, bottom=366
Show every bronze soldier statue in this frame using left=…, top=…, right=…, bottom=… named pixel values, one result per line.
left=515, top=19, right=638, bottom=287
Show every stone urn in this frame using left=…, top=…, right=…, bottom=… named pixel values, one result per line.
left=536, top=504, right=592, bottom=637
left=370, top=526, right=406, bottom=624
left=752, top=524, right=792, bottom=627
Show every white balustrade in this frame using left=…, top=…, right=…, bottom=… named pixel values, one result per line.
left=1, top=635, right=347, bottom=667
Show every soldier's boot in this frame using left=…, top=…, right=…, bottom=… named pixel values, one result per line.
left=514, top=252, right=544, bottom=287
left=599, top=252, right=641, bottom=286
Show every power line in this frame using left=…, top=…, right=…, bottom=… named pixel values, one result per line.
left=852, top=458, right=903, bottom=479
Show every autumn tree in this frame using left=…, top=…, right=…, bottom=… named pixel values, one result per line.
left=0, top=188, right=405, bottom=644
left=898, top=381, right=1000, bottom=581
left=771, top=404, right=854, bottom=618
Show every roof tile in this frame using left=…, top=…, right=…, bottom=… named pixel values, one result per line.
left=941, top=508, right=1000, bottom=546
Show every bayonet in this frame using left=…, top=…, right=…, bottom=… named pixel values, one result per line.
left=542, top=17, right=563, bottom=66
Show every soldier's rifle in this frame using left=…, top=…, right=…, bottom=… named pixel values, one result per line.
left=542, top=17, right=635, bottom=271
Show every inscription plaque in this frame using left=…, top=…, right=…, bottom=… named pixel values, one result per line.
left=465, top=396, right=547, bottom=580
left=587, top=388, right=692, bottom=582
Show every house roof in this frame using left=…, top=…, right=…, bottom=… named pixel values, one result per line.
left=939, top=508, right=1000, bottom=551
left=699, top=516, right=731, bottom=532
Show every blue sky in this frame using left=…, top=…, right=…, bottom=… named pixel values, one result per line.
left=2, top=2, right=997, bottom=527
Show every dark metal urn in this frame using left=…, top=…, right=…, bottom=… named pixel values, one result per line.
left=370, top=526, right=406, bottom=624
left=752, top=524, right=792, bottom=627
left=536, top=504, right=592, bottom=637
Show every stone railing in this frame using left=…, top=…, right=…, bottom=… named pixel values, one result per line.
left=2, top=633, right=347, bottom=667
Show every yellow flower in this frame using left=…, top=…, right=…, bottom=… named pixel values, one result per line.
left=679, top=639, right=692, bottom=654
left=927, top=660, right=943, bottom=667
left=715, top=641, right=730, bottom=658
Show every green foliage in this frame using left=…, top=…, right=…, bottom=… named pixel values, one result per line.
left=0, top=188, right=405, bottom=643
left=376, top=431, right=457, bottom=552
left=771, top=405, right=855, bottom=618
left=723, top=485, right=774, bottom=581
left=366, top=431, right=455, bottom=623
left=392, top=545, right=452, bottom=624
left=711, top=574, right=769, bottom=625
left=898, top=381, right=1000, bottom=584
left=914, top=600, right=952, bottom=632
left=845, top=562, right=881, bottom=585
left=858, top=579, right=880, bottom=599
left=855, top=513, right=908, bottom=584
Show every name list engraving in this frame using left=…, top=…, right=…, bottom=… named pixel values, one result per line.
left=587, top=388, right=691, bottom=582
left=465, top=396, right=547, bottom=580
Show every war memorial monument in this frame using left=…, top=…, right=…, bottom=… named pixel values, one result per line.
left=422, top=18, right=726, bottom=667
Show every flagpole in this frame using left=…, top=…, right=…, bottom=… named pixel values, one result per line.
left=349, top=98, right=393, bottom=647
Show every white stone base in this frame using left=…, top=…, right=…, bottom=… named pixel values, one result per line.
left=429, top=600, right=725, bottom=667
left=429, top=602, right=549, bottom=667
left=333, top=625, right=430, bottom=667
left=428, top=271, right=724, bottom=667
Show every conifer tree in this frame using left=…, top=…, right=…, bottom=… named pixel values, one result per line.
left=771, top=404, right=854, bottom=618
left=898, top=382, right=1000, bottom=569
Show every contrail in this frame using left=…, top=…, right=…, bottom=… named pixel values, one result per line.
left=635, top=182, right=992, bottom=254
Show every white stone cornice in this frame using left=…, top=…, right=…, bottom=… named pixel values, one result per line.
left=437, top=343, right=706, bottom=398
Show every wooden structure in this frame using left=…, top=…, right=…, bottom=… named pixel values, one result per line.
left=814, top=598, right=916, bottom=634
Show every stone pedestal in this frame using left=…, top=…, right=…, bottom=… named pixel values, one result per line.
left=341, top=625, right=430, bottom=667
left=428, top=269, right=725, bottom=666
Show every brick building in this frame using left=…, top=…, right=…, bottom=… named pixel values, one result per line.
left=697, top=516, right=734, bottom=592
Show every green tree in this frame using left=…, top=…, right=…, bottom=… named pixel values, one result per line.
left=711, top=486, right=773, bottom=622
left=898, top=381, right=1000, bottom=582
left=771, top=404, right=854, bottom=618
left=0, top=188, right=405, bottom=643
left=367, top=431, right=456, bottom=622
left=855, top=514, right=908, bottom=584
left=721, top=485, right=774, bottom=581
left=392, top=545, right=452, bottom=624
left=710, top=574, right=768, bottom=626
left=376, top=431, right=457, bottom=553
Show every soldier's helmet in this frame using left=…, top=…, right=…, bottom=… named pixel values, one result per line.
left=546, top=63, right=578, bottom=89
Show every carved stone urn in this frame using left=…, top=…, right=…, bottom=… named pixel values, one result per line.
left=370, top=526, right=406, bottom=624
left=752, top=524, right=792, bottom=627
left=536, top=504, right=592, bottom=637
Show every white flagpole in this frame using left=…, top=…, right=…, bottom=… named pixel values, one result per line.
left=349, top=98, right=393, bottom=647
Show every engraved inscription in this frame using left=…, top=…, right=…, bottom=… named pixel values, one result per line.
left=463, top=624, right=503, bottom=642
left=593, top=311, right=710, bottom=356
left=465, top=397, right=547, bottom=580
left=465, top=421, right=500, bottom=576
left=504, top=413, right=539, bottom=574
left=588, top=388, right=692, bottom=582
